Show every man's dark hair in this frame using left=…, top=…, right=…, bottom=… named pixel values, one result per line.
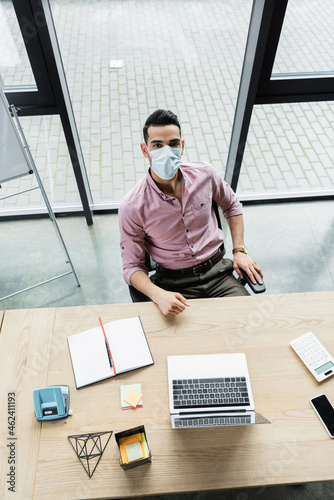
left=143, top=109, right=181, bottom=144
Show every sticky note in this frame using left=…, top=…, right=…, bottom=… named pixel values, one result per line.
left=125, top=441, right=144, bottom=462
left=120, top=384, right=143, bottom=409
left=141, top=432, right=149, bottom=457
left=124, top=388, right=142, bottom=408
left=119, top=433, right=145, bottom=463
left=119, top=433, right=142, bottom=447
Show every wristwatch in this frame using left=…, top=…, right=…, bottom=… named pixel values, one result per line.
left=232, top=245, right=248, bottom=255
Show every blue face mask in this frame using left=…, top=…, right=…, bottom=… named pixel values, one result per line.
left=149, top=145, right=182, bottom=180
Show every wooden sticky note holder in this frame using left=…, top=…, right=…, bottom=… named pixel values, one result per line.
left=114, top=425, right=152, bottom=470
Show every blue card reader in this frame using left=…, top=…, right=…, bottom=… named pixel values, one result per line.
left=33, top=385, right=71, bottom=421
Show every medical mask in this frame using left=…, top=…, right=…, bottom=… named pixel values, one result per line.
left=149, top=145, right=182, bottom=180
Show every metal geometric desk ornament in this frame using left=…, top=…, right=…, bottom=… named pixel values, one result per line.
left=68, top=431, right=113, bottom=478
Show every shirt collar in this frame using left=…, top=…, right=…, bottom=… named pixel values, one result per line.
left=146, top=165, right=186, bottom=198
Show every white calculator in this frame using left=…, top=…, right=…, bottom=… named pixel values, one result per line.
left=290, top=331, right=334, bottom=382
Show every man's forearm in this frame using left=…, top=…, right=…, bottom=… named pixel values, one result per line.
left=226, top=214, right=263, bottom=283
left=130, top=270, right=161, bottom=302
left=227, top=214, right=244, bottom=249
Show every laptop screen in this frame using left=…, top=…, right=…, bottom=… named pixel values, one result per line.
left=168, top=353, right=255, bottom=413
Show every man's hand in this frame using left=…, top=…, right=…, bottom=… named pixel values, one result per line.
left=232, top=252, right=263, bottom=285
left=151, top=288, right=190, bottom=316
left=130, top=270, right=190, bottom=316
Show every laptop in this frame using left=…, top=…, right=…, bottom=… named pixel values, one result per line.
left=168, top=353, right=270, bottom=428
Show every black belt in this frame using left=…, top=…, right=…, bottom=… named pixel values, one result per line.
left=157, top=247, right=224, bottom=277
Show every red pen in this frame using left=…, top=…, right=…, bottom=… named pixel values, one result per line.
left=99, top=317, right=116, bottom=376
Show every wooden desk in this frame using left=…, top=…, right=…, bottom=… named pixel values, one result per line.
left=1, top=292, right=334, bottom=499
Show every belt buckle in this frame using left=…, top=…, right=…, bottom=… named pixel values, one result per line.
left=193, top=265, right=202, bottom=276
left=193, top=261, right=209, bottom=276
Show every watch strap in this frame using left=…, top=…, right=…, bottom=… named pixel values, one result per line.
left=232, top=246, right=248, bottom=255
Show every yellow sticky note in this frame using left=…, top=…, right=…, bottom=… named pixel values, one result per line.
left=124, top=388, right=142, bottom=408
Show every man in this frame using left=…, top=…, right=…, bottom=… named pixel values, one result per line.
left=119, top=109, right=262, bottom=316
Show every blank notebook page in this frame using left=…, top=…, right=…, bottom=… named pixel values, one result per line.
left=105, top=317, right=152, bottom=374
left=68, top=325, right=113, bottom=388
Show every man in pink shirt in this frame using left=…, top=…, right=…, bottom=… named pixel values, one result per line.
left=119, top=109, right=263, bottom=316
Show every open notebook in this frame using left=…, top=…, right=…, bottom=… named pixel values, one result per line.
left=68, top=316, right=154, bottom=388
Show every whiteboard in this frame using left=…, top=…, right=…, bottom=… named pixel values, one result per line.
left=0, top=75, right=32, bottom=184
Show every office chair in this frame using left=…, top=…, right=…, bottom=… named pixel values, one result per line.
left=128, top=201, right=265, bottom=302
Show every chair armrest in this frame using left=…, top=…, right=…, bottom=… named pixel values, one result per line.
left=128, top=285, right=151, bottom=303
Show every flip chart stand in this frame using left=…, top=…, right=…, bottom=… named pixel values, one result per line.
left=0, top=105, right=80, bottom=302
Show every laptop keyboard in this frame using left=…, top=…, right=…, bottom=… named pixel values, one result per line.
left=174, top=415, right=252, bottom=428
left=172, top=377, right=250, bottom=409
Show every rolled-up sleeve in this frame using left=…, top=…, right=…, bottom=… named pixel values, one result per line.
left=210, top=166, right=243, bottom=218
left=118, top=199, right=148, bottom=285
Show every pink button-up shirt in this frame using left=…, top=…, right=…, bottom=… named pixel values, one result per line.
left=119, top=162, right=243, bottom=285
